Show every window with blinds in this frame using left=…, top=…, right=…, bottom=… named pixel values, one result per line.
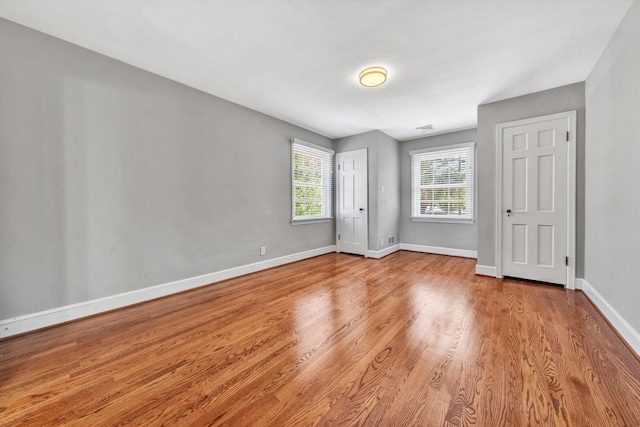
left=410, top=142, right=475, bottom=222
left=291, top=139, right=334, bottom=222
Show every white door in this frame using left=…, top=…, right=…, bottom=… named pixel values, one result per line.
left=500, top=113, right=574, bottom=285
left=336, top=149, right=367, bottom=256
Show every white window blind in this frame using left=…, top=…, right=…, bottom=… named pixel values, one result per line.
left=410, top=142, right=475, bottom=221
left=291, top=139, right=334, bottom=222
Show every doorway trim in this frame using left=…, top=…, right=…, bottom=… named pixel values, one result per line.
left=336, top=148, right=368, bottom=257
left=495, top=111, right=577, bottom=289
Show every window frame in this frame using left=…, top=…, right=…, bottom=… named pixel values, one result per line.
left=291, top=138, right=335, bottom=224
left=409, top=142, right=476, bottom=224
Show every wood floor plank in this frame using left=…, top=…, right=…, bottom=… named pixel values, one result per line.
left=1, top=251, right=639, bottom=426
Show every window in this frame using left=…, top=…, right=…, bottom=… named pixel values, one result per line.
left=291, top=139, right=334, bottom=223
left=410, top=142, right=475, bottom=222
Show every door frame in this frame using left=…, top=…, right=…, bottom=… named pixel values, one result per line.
left=495, top=111, right=577, bottom=289
left=336, top=148, right=368, bottom=257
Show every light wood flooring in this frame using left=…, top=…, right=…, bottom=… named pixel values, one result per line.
left=1, top=251, right=639, bottom=426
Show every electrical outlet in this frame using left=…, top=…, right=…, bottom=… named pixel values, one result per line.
left=380, top=238, right=384, bottom=246
left=388, top=236, right=394, bottom=244
left=260, top=246, right=266, bottom=256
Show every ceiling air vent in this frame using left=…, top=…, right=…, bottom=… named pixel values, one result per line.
left=415, top=124, right=435, bottom=132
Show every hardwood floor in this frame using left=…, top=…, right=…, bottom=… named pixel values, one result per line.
left=1, top=251, right=639, bottom=426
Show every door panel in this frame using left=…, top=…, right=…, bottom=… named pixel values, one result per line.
left=336, top=150, right=367, bottom=255
left=512, top=157, right=528, bottom=211
left=537, top=225, right=554, bottom=266
left=511, top=224, right=527, bottom=264
left=502, top=117, right=568, bottom=285
left=537, top=155, right=555, bottom=211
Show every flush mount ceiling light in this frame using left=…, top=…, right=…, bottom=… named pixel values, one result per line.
left=359, top=66, right=387, bottom=87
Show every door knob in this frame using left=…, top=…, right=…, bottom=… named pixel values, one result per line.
left=506, top=209, right=512, bottom=217
left=359, top=208, right=365, bottom=213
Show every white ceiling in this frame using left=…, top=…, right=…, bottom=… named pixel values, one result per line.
left=0, top=0, right=633, bottom=141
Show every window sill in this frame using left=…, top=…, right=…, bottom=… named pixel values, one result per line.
left=411, top=216, right=475, bottom=224
left=291, top=218, right=333, bottom=225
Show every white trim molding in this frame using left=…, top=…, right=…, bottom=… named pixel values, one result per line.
left=475, top=265, right=497, bottom=277
left=399, top=243, right=477, bottom=259
left=580, top=279, right=640, bottom=356
left=367, top=244, right=401, bottom=259
left=0, top=245, right=337, bottom=339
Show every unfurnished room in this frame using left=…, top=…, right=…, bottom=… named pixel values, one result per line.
left=0, top=0, right=639, bottom=425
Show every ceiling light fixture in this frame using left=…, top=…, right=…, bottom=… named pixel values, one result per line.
left=359, top=66, right=387, bottom=87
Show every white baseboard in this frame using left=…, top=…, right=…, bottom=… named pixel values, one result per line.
left=574, top=278, right=585, bottom=290
left=475, top=265, right=497, bottom=277
left=0, top=245, right=337, bottom=339
left=367, top=244, right=401, bottom=259
left=399, top=243, right=477, bottom=259
left=581, top=278, right=640, bottom=357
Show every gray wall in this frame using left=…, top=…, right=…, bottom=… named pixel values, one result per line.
left=476, top=82, right=586, bottom=276
left=0, top=19, right=333, bottom=319
left=585, top=1, right=639, bottom=332
left=376, top=132, right=400, bottom=250
left=335, top=130, right=399, bottom=252
left=399, top=129, right=478, bottom=251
